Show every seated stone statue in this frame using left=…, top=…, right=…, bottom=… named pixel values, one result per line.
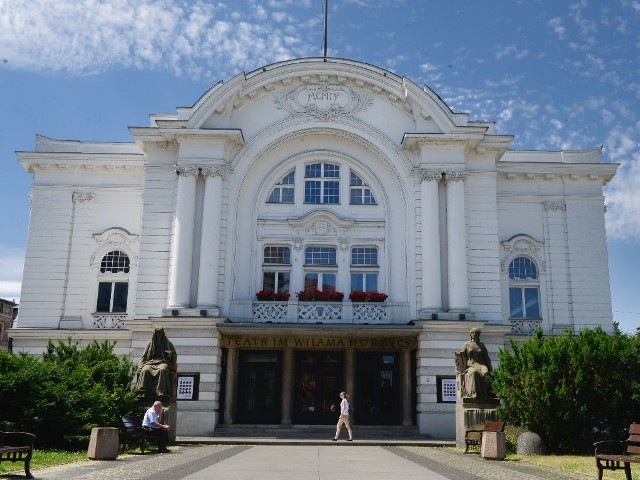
left=455, top=328, right=494, bottom=400
left=136, top=327, right=177, bottom=400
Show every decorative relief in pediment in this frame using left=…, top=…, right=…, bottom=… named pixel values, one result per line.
left=306, top=221, right=337, bottom=236
left=274, top=82, right=373, bottom=120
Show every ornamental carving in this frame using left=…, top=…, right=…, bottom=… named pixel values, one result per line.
left=175, top=165, right=200, bottom=177
left=91, top=227, right=139, bottom=267
left=443, top=170, right=469, bottom=182
left=73, top=192, right=95, bottom=202
left=274, top=82, right=373, bottom=120
left=416, top=169, right=443, bottom=182
left=500, top=234, right=545, bottom=274
left=201, top=165, right=230, bottom=178
left=306, top=221, right=337, bottom=237
left=543, top=201, right=566, bottom=212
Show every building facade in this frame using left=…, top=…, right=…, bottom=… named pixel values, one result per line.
left=0, top=298, right=17, bottom=349
left=12, top=58, right=617, bottom=438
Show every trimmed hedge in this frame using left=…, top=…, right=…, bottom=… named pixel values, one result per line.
left=491, top=326, right=640, bottom=454
left=0, top=339, right=139, bottom=449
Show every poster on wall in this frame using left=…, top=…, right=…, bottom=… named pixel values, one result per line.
left=177, top=373, right=200, bottom=401
left=437, top=376, right=457, bottom=403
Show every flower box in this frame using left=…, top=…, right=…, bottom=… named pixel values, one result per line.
left=296, top=289, right=344, bottom=302
left=255, top=289, right=290, bottom=301
left=348, top=291, right=388, bottom=302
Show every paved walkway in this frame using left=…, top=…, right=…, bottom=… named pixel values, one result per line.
left=1, top=444, right=594, bottom=480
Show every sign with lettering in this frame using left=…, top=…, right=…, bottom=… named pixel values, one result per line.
left=222, top=335, right=416, bottom=350
left=275, top=82, right=373, bottom=120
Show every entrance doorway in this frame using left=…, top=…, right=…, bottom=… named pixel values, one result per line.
left=355, top=352, right=400, bottom=425
left=293, top=351, right=343, bottom=424
left=236, top=351, right=282, bottom=424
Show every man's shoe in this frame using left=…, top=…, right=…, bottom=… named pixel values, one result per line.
left=158, top=449, right=171, bottom=453
left=347, top=439, right=353, bottom=441
left=331, top=438, right=337, bottom=441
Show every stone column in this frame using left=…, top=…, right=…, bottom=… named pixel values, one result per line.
left=345, top=349, right=355, bottom=420
left=197, top=166, right=227, bottom=307
left=401, top=349, right=413, bottom=426
left=168, top=166, right=198, bottom=308
left=281, top=347, right=293, bottom=425
left=223, top=347, right=237, bottom=425
left=419, top=170, right=442, bottom=311
left=445, top=171, right=469, bottom=311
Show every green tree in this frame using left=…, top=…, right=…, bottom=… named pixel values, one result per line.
left=0, top=339, right=138, bottom=449
left=492, top=326, right=640, bottom=454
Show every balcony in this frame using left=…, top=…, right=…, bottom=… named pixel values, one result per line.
left=246, top=301, right=396, bottom=324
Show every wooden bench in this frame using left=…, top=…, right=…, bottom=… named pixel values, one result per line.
left=594, top=422, right=640, bottom=480
left=119, top=415, right=159, bottom=454
left=464, top=420, right=505, bottom=453
left=0, top=431, right=36, bottom=478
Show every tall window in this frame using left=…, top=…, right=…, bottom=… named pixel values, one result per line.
left=508, top=256, right=540, bottom=319
left=267, top=171, right=295, bottom=203
left=351, top=247, right=378, bottom=292
left=262, top=246, right=291, bottom=293
left=304, top=246, right=337, bottom=291
left=96, top=250, right=129, bottom=313
left=304, top=163, right=340, bottom=204
left=350, top=171, right=376, bottom=205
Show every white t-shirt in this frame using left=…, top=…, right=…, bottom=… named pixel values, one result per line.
left=341, top=398, right=350, bottom=416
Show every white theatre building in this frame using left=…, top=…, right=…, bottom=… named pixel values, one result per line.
left=12, top=58, right=617, bottom=438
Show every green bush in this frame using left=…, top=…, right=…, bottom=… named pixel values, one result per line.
left=0, top=339, right=139, bottom=450
left=491, top=326, right=640, bottom=454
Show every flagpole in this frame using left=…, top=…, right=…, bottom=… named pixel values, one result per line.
left=323, top=0, right=328, bottom=57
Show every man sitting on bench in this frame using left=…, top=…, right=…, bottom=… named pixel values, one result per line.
left=142, top=401, right=171, bottom=453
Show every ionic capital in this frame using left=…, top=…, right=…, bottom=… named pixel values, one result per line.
left=73, top=192, right=95, bottom=202
left=201, top=165, right=231, bottom=179
left=175, top=165, right=200, bottom=177
left=543, top=201, right=566, bottom=212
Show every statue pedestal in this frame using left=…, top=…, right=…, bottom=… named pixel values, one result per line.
left=455, top=397, right=500, bottom=450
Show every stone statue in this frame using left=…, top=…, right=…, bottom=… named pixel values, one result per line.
left=136, top=327, right=177, bottom=400
left=455, top=328, right=494, bottom=400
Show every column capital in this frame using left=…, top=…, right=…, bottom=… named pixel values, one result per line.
left=201, top=165, right=231, bottom=178
left=543, top=201, right=566, bottom=212
left=175, top=165, right=200, bottom=177
left=72, top=192, right=95, bottom=202
left=414, top=168, right=443, bottom=182
left=443, top=170, right=469, bottom=182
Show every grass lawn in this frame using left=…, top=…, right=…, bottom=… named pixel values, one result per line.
left=508, top=453, right=637, bottom=480
left=0, top=450, right=88, bottom=476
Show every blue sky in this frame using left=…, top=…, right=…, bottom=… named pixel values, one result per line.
left=1, top=0, right=638, bottom=332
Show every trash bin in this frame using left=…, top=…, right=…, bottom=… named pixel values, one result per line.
left=87, top=427, right=119, bottom=460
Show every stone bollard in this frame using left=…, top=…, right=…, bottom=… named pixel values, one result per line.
left=481, top=431, right=506, bottom=460
left=87, top=427, right=119, bottom=460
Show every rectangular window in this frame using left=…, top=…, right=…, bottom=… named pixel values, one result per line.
left=351, top=273, right=378, bottom=292
left=97, top=281, right=128, bottom=313
left=304, top=163, right=340, bottom=204
left=264, top=246, right=291, bottom=264
left=305, top=247, right=337, bottom=265
left=305, top=273, right=336, bottom=292
left=263, top=271, right=290, bottom=293
left=509, top=287, right=539, bottom=318
left=351, top=247, right=378, bottom=265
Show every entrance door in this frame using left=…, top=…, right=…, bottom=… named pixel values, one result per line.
left=293, top=351, right=343, bottom=424
left=236, top=351, right=282, bottom=424
left=356, top=352, right=400, bottom=425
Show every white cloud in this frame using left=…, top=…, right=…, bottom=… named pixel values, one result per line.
left=548, top=16, right=567, bottom=40
left=0, top=246, right=24, bottom=303
left=0, top=0, right=316, bottom=80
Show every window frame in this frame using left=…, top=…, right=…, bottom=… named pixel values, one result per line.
left=304, top=163, right=340, bottom=204
left=508, top=256, right=540, bottom=319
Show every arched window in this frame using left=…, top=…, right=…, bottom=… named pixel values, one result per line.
left=96, top=250, right=129, bottom=313
left=267, top=171, right=295, bottom=203
left=350, top=171, right=376, bottom=205
left=508, top=256, right=539, bottom=319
